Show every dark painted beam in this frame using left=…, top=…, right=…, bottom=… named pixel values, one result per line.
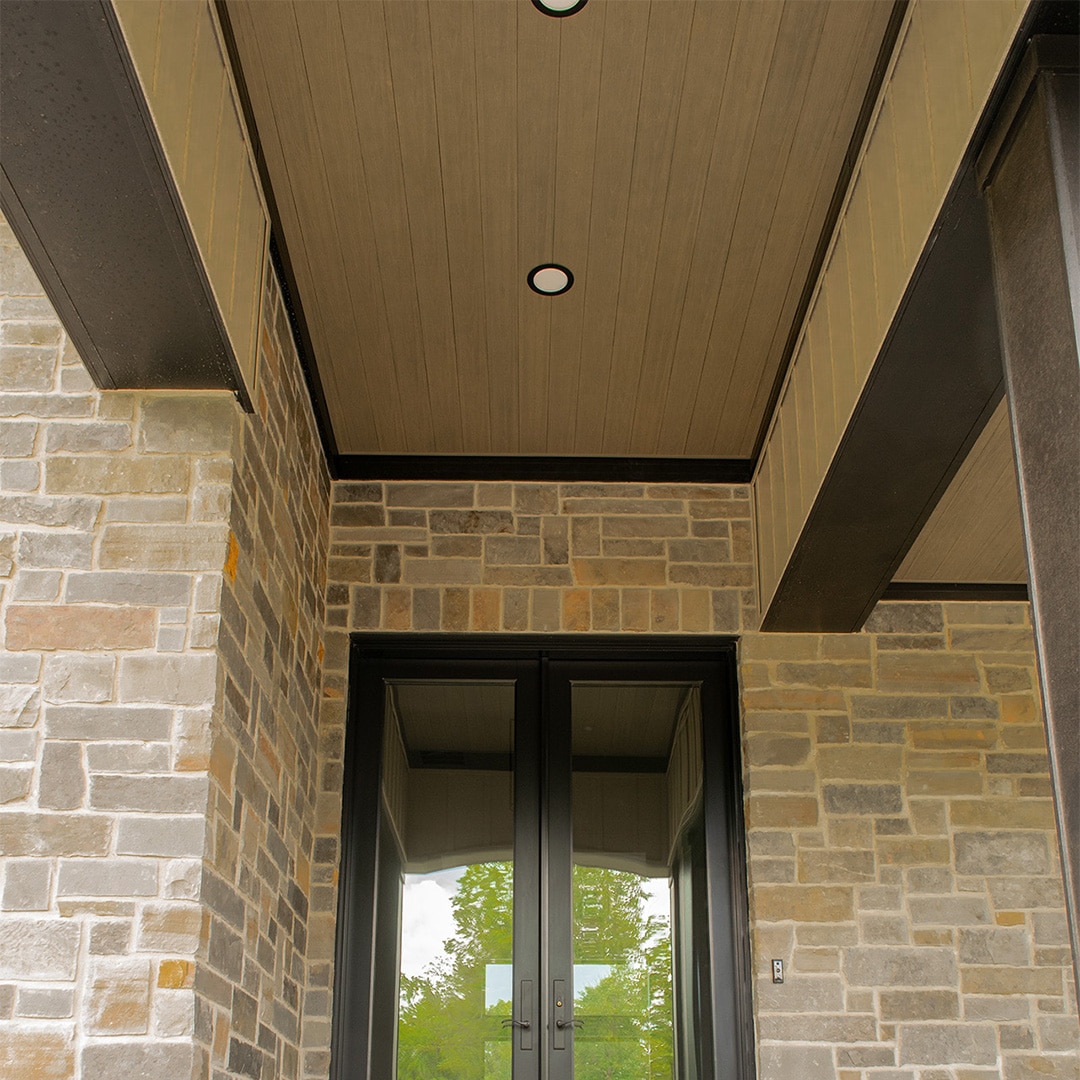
left=336, top=455, right=753, bottom=484
left=761, top=165, right=1006, bottom=632
left=979, top=36, right=1080, bottom=1001
left=0, top=0, right=245, bottom=399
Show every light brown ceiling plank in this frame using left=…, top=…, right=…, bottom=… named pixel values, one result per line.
left=293, top=2, right=407, bottom=451
left=337, top=1, right=436, bottom=453
left=562, top=0, right=651, bottom=454
left=430, top=2, right=492, bottom=452
left=651, top=0, right=783, bottom=456
left=545, top=1, right=606, bottom=452
left=602, top=1, right=696, bottom=455
left=722, top=2, right=894, bottom=454
left=516, top=2, right=562, bottom=451
left=684, top=0, right=830, bottom=457
left=227, top=2, right=373, bottom=447
left=384, top=1, right=464, bottom=452
left=473, top=2, right=520, bottom=451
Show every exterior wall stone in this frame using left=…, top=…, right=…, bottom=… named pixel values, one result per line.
left=1, top=214, right=234, bottom=1078
left=1, top=216, right=330, bottom=1080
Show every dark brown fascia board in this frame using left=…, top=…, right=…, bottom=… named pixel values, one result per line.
left=761, top=164, right=1007, bottom=633
left=334, top=455, right=754, bottom=484
left=0, top=0, right=248, bottom=404
left=882, top=582, right=1029, bottom=603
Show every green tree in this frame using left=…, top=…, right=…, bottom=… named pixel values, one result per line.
left=397, top=862, right=672, bottom=1080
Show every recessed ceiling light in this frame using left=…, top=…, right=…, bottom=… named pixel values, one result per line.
left=531, top=0, right=588, bottom=18
left=527, top=263, right=574, bottom=296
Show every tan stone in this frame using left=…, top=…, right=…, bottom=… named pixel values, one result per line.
left=470, top=588, right=500, bottom=631
left=744, top=688, right=847, bottom=712
left=157, top=959, right=195, bottom=988
left=561, top=589, right=590, bottom=632
left=620, top=589, right=650, bottom=631
left=5, top=604, right=155, bottom=650
left=754, top=885, right=854, bottom=923
left=46, top=455, right=190, bottom=494
left=876, top=653, right=981, bottom=692
left=876, top=838, right=951, bottom=865
left=747, top=795, right=818, bottom=828
left=746, top=734, right=811, bottom=767
left=817, top=745, right=902, bottom=780
left=949, top=800, right=1055, bottom=830
left=910, top=723, right=998, bottom=750
left=0, top=1033, right=73, bottom=1080
left=907, top=771, right=984, bottom=797
left=775, top=662, right=872, bottom=688
left=590, top=588, right=619, bottom=631
left=650, top=588, right=679, bottom=631
left=100, top=524, right=228, bottom=570
left=88, top=958, right=151, bottom=1034
left=571, top=558, right=667, bottom=586
left=740, top=633, right=819, bottom=662
left=961, top=967, right=1063, bottom=995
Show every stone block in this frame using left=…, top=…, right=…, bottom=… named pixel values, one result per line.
left=0, top=1032, right=74, bottom=1080
left=669, top=563, right=753, bottom=587
left=44, top=705, right=170, bottom=741
left=954, top=833, right=1050, bottom=876
left=0, top=764, right=31, bottom=803
left=600, top=515, right=689, bottom=539
left=961, top=966, right=1064, bottom=995
left=818, top=745, right=902, bottom=780
left=90, top=774, right=208, bottom=814
left=65, top=570, right=192, bottom=606
left=949, top=628, right=1034, bottom=652
left=877, top=838, right=951, bottom=865
left=2, top=860, right=51, bottom=910
left=880, top=989, right=960, bottom=1020
left=138, top=394, right=235, bottom=452
left=0, top=494, right=101, bottom=529
left=898, top=1023, right=997, bottom=1064
left=0, top=419, right=37, bottom=456
left=81, top=1041, right=194, bottom=1079
left=401, top=558, right=482, bottom=585
left=45, top=421, right=131, bottom=452
left=776, top=662, right=872, bottom=688
left=876, top=653, right=981, bottom=692
left=388, top=482, right=474, bottom=507
left=10, top=569, right=61, bottom=601
left=950, top=800, right=1055, bottom=830
left=843, top=947, right=957, bottom=987
left=712, top=589, right=741, bottom=631
left=485, top=535, right=541, bottom=565
left=571, top=558, right=667, bottom=586
left=0, top=919, right=80, bottom=978
left=753, top=885, right=853, bottom=923
left=45, top=455, right=190, bottom=494
left=104, top=495, right=189, bottom=522
left=117, top=816, right=206, bottom=857
left=746, top=734, right=811, bottom=767
left=755, top=973, right=844, bottom=1012
left=483, top=565, right=573, bottom=586
left=570, top=515, right=600, bottom=556
left=18, top=531, right=93, bottom=568
left=797, top=850, right=876, bottom=883
left=42, top=655, right=113, bottom=704
left=16, top=987, right=75, bottom=1017
left=748, top=795, right=818, bottom=828
left=0, top=729, right=36, bottom=760
left=333, top=482, right=382, bottom=503
left=513, top=484, right=557, bottom=514
left=57, top=858, right=157, bottom=897
left=865, top=602, right=945, bottom=634
left=4, top=812, right=111, bottom=856
left=958, top=926, right=1031, bottom=966
left=755, top=1014, right=876, bottom=1042
left=5, top=604, right=156, bottom=651
left=1, top=458, right=38, bottom=488
left=541, top=517, right=569, bottom=564
left=39, top=742, right=85, bottom=809
left=907, top=896, right=991, bottom=926
left=99, top=523, right=229, bottom=570
left=0, top=392, right=94, bottom=418
left=118, top=654, right=217, bottom=705
left=823, top=784, right=903, bottom=815
left=329, top=502, right=384, bottom=527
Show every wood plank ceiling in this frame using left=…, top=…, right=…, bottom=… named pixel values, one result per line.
left=224, top=0, right=895, bottom=457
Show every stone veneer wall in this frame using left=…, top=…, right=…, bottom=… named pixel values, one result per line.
left=0, top=215, right=330, bottom=1080
left=312, top=484, right=1078, bottom=1080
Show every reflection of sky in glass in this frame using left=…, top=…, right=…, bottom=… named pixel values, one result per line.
left=485, top=963, right=512, bottom=1009
left=400, top=866, right=464, bottom=977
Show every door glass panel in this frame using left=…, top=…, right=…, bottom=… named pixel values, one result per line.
left=570, top=682, right=701, bottom=1080
left=385, top=680, right=516, bottom=1080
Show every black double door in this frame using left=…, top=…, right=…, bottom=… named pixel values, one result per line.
left=333, top=638, right=753, bottom=1080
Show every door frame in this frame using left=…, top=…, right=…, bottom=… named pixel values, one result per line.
left=331, top=634, right=755, bottom=1080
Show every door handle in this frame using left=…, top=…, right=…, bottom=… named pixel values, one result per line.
left=555, top=1018, right=584, bottom=1029
left=501, top=1018, right=531, bottom=1029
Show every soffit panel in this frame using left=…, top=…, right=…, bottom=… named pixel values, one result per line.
left=225, top=0, right=894, bottom=457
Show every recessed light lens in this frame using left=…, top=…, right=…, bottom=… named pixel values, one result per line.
left=528, top=264, right=573, bottom=295
left=531, top=0, right=588, bottom=17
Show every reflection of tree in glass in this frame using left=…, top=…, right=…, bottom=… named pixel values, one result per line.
left=397, top=862, right=672, bottom=1080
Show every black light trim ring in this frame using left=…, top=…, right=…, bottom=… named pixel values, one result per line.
left=530, top=0, right=589, bottom=17
left=527, top=263, right=574, bottom=296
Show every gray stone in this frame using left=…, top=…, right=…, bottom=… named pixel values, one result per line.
left=81, top=1042, right=194, bottom=1079
left=57, top=858, right=158, bottom=897
left=429, top=509, right=513, bottom=534
left=0, top=765, right=31, bottom=803
left=118, top=654, right=218, bottom=706
left=117, top=816, right=205, bottom=857
left=387, top=482, right=474, bottom=507
left=43, top=655, right=113, bottom=704
left=843, top=947, right=957, bottom=987
left=90, top=774, right=208, bottom=814
left=958, top=926, right=1032, bottom=966
left=1, top=460, right=38, bottom=489
left=65, top=570, right=192, bottom=605
left=0, top=730, right=37, bottom=761
left=756, top=1044, right=836, bottom=1080
left=18, top=531, right=93, bottom=568
left=907, top=895, right=991, bottom=926
left=10, top=569, right=61, bottom=600
left=864, top=602, right=944, bottom=634
left=898, top=1023, right=997, bottom=1065
left=16, top=987, right=74, bottom=1017
left=45, top=705, right=171, bottom=741
left=485, top=535, right=541, bottom=565
left=104, top=496, right=188, bottom=522
left=0, top=919, right=80, bottom=978
left=878, top=990, right=959, bottom=1020
left=373, top=544, right=401, bottom=583
left=823, top=784, right=903, bottom=815
left=45, top=421, right=131, bottom=452
left=0, top=420, right=37, bottom=456
left=754, top=974, right=844, bottom=1012
left=954, top=832, right=1050, bottom=876
left=138, top=394, right=235, bottom=452
left=2, top=860, right=51, bottom=910
left=39, top=742, right=85, bottom=810
left=0, top=392, right=94, bottom=418
left=84, top=743, right=170, bottom=773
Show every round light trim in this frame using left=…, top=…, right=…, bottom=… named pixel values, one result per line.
left=527, top=264, right=574, bottom=296
left=531, top=0, right=588, bottom=17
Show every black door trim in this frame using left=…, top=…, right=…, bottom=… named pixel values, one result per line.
left=332, top=634, right=754, bottom=1080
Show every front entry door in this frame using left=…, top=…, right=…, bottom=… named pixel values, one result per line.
left=331, top=638, right=753, bottom=1080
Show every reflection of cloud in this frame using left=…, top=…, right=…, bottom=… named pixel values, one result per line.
left=400, top=871, right=461, bottom=977
left=642, top=877, right=670, bottom=922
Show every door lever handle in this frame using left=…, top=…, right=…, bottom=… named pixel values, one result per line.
left=501, top=1018, right=531, bottom=1029
left=555, top=1018, right=584, bottom=1029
